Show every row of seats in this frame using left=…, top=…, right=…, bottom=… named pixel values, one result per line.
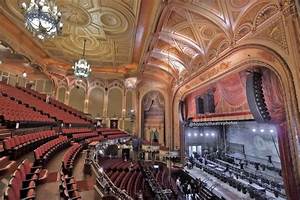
left=0, top=94, right=53, bottom=123
left=59, top=170, right=81, bottom=200
left=49, top=98, right=87, bottom=120
left=107, top=134, right=128, bottom=140
left=86, top=135, right=104, bottom=143
left=62, top=143, right=83, bottom=175
left=100, top=158, right=143, bottom=198
left=96, top=128, right=118, bottom=132
left=0, top=82, right=88, bottom=124
left=34, top=136, right=70, bottom=166
left=62, top=128, right=92, bottom=135
left=72, top=132, right=98, bottom=141
left=18, top=87, right=47, bottom=101
left=18, top=86, right=89, bottom=123
left=4, top=159, right=47, bottom=200
left=3, top=130, right=58, bottom=159
left=100, top=131, right=125, bottom=136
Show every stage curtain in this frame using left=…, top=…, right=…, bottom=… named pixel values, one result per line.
left=214, top=72, right=248, bottom=111
left=262, top=70, right=285, bottom=122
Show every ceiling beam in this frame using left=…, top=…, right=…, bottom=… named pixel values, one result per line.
left=132, top=0, right=162, bottom=64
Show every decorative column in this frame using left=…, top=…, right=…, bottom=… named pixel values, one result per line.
left=131, top=90, right=137, bottom=134
left=84, top=98, right=89, bottom=113
left=65, top=90, right=70, bottom=105
left=103, top=89, right=109, bottom=127
left=121, top=89, right=126, bottom=130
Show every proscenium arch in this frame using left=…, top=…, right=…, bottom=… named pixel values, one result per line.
left=172, top=45, right=300, bottom=200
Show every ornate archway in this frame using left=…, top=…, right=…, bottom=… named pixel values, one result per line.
left=172, top=45, right=300, bottom=200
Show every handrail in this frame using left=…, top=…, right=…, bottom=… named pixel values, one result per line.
left=91, top=149, right=133, bottom=200
left=139, top=162, right=170, bottom=200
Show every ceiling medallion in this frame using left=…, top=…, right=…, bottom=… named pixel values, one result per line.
left=72, top=39, right=91, bottom=79
left=124, top=77, right=137, bottom=90
left=21, top=0, right=63, bottom=40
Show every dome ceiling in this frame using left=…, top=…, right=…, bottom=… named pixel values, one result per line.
left=0, top=0, right=161, bottom=78
left=1, top=0, right=139, bottom=66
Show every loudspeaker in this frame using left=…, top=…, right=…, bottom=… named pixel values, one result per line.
left=196, top=97, right=204, bottom=114
left=246, top=72, right=271, bottom=122
left=205, top=92, right=215, bottom=113
left=179, top=100, right=187, bottom=122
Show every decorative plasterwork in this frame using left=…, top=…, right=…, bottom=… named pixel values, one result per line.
left=142, top=0, right=288, bottom=84
left=1, top=0, right=140, bottom=67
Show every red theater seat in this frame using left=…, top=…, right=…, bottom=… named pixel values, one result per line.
left=62, top=143, right=83, bottom=175
left=3, top=130, right=58, bottom=159
left=0, top=82, right=89, bottom=124
left=34, top=136, right=70, bottom=166
left=59, top=170, right=81, bottom=200
left=3, top=159, right=43, bottom=200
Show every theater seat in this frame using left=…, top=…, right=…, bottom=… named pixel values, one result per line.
left=0, top=156, right=16, bottom=176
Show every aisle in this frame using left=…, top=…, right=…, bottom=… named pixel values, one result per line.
left=74, top=150, right=96, bottom=199
left=36, top=148, right=69, bottom=200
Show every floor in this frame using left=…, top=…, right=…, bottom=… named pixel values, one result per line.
left=186, top=167, right=285, bottom=200
left=36, top=148, right=96, bottom=200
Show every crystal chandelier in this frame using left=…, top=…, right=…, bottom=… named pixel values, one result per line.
left=72, top=39, right=91, bottom=78
left=21, top=0, right=63, bottom=40
left=124, top=77, right=137, bottom=90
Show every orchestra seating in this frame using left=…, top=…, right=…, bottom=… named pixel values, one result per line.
left=86, top=135, right=104, bottom=143
left=0, top=82, right=89, bottom=125
left=62, top=143, right=84, bottom=175
left=3, top=130, right=58, bottom=159
left=34, top=136, right=70, bottom=166
left=59, top=170, right=81, bottom=200
left=99, top=158, right=143, bottom=198
left=98, top=129, right=128, bottom=139
left=72, top=132, right=98, bottom=142
left=3, top=159, right=47, bottom=200
left=62, top=128, right=92, bottom=135
left=0, top=94, right=54, bottom=124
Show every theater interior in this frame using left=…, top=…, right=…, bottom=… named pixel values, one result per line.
left=0, top=0, right=300, bottom=200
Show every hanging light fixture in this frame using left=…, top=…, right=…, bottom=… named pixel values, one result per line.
left=124, top=77, right=137, bottom=90
left=72, top=39, right=92, bottom=78
left=21, top=0, right=63, bottom=40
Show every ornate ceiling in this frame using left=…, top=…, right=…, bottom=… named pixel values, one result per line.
left=1, top=0, right=139, bottom=66
left=141, top=0, right=294, bottom=86
left=0, top=0, right=162, bottom=79
left=0, top=0, right=297, bottom=83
